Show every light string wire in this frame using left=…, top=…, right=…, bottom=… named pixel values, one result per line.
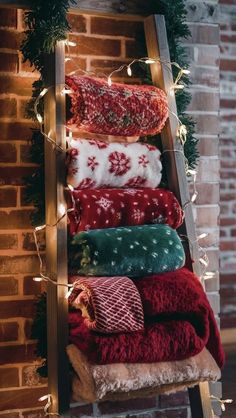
left=210, top=395, right=233, bottom=412
left=39, top=394, right=61, bottom=416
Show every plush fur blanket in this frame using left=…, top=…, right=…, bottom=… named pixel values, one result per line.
left=69, top=224, right=185, bottom=277
left=67, top=344, right=221, bottom=403
left=67, top=139, right=162, bottom=190
left=69, top=268, right=224, bottom=368
left=67, top=187, right=183, bottom=235
left=66, top=75, right=168, bottom=137
left=71, top=276, right=144, bottom=333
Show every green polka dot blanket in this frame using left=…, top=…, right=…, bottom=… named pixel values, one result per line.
left=70, top=224, right=185, bottom=277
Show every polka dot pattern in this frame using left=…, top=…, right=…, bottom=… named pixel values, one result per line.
left=71, top=224, right=185, bottom=278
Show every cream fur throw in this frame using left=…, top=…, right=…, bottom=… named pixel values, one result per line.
left=67, top=344, right=220, bottom=403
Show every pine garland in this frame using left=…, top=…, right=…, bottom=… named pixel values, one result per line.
left=21, top=0, right=199, bottom=376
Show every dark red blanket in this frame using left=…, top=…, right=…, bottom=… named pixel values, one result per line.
left=69, top=268, right=224, bottom=368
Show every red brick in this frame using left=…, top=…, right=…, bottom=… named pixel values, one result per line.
left=0, top=210, right=33, bottom=228
left=220, top=191, right=236, bottom=201
left=195, top=183, right=219, bottom=204
left=0, top=367, right=19, bottom=388
left=20, top=144, right=32, bottom=163
left=0, top=29, right=24, bottom=50
left=125, top=39, right=146, bottom=58
left=0, top=234, right=18, bottom=250
left=220, top=240, right=236, bottom=251
left=67, top=13, right=87, bottom=32
left=0, top=343, right=37, bottom=365
left=91, top=16, right=143, bottom=37
left=21, top=411, right=44, bottom=418
left=0, top=255, right=39, bottom=274
left=196, top=206, right=219, bottom=228
left=0, top=8, right=17, bottom=28
left=221, top=99, right=236, bottom=108
left=0, top=97, right=17, bottom=118
left=188, top=92, right=219, bottom=112
left=24, top=318, right=33, bottom=340
left=65, top=57, right=87, bottom=74
left=0, top=122, right=35, bottom=141
left=0, top=300, right=35, bottom=319
left=0, top=187, right=17, bottom=207
left=23, top=276, right=42, bottom=296
left=0, top=143, right=17, bottom=163
left=195, top=115, right=220, bottom=135
left=189, top=67, right=219, bottom=88
left=221, top=217, right=236, bottom=227
left=198, top=137, right=219, bottom=157
left=69, top=34, right=121, bottom=57
left=0, top=387, right=47, bottom=410
left=0, top=276, right=18, bottom=296
left=186, top=24, right=219, bottom=45
left=0, top=53, right=18, bottom=73
left=0, top=413, right=19, bottom=418
left=221, top=170, right=236, bottom=179
left=10, top=168, right=29, bottom=197
left=22, top=232, right=45, bottom=251
left=221, top=34, right=236, bottom=43
left=0, top=322, right=19, bottom=342
left=98, top=397, right=157, bottom=414
left=0, top=75, right=33, bottom=96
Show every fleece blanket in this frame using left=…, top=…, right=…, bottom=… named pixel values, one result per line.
left=66, top=75, right=168, bottom=137
left=67, top=139, right=162, bottom=190
left=70, top=276, right=144, bottom=333
left=67, top=188, right=183, bottom=235
left=67, top=344, right=221, bottom=403
left=68, top=268, right=225, bottom=368
left=69, top=224, right=185, bottom=277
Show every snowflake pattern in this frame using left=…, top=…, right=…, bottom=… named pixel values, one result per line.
left=77, top=178, right=95, bottom=189
left=125, top=176, right=146, bottom=188
left=138, top=154, right=149, bottom=167
left=95, top=197, right=113, bottom=211
left=132, top=209, right=145, bottom=222
left=108, top=151, right=131, bottom=176
left=87, top=156, right=99, bottom=171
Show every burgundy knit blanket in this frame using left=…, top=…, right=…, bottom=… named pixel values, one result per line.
left=69, top=268, right=225, bottom=368
left=70, top=276, right=144, bottom=333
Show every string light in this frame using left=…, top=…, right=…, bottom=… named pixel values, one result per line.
left=61, top=88, right=73, bottom=95
left=210, top=395, right=233, bottom=412
left=38, top=393, right=61, bottom=417
left=107, top=76, right=112, bottom=87
left=65, top=40, right=77, bottom=47
left=127, top=66, right=132, bottom=77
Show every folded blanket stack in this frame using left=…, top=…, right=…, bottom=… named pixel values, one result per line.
left=66, top=76, right=224, bottom=403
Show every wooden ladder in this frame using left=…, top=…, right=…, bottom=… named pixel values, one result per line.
left=43, top=14, right=216, bottom=418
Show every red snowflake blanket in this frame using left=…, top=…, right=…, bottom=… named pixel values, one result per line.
left=67, top=188, right=183, bottom=235
left=67, top=139, right=162, bottom=190
left=69, top=268, right=224, bottom=368
left=70, top=276, right=144, bottom=333
left=66, top=75, right=168, bottom=137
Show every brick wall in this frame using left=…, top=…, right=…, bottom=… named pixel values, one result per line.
left=0, top=3, right=221, bottom=417
left=219, top=0, right=236, bottom=329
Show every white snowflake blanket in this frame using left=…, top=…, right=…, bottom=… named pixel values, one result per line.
left=67, top=139, right=162, bottom=189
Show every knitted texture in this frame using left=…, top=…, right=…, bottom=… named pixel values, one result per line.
left=68, top=268, right=225, bottom=368
left=67, top=188, right=183, bottom=235
left=67, top=139, right=162, bottom=190
left=70, top=276, right=144, bottom=333
left=66, top=75, right=168, bottom=137
left=70, top=224, right=185, bottom=277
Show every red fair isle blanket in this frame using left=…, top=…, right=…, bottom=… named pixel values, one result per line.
left=70, top=276, right=144, bottom=334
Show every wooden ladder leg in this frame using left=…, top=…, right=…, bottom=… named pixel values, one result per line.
left=144, top=14, right=215, bottom=418
left=44, top=40, right=70, bottom=414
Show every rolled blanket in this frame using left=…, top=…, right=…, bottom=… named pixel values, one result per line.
left=67, top=344, right=221, bottom=403
left=67, top=139, right=162, bottom=190
left=69, top=224, right=185, bottom=277
left=68, top=269, right=225, bottom=368
left=70, top=276, right=144, bottom=333
left=66, top=75, right=168, bottom=137
left=67, top=188, right=183, bottom=235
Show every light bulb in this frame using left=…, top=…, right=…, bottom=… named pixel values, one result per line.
left=108, top=77, right=112, bottom=87
left=145, top=59, right=156, bottom=64
left=33, top=277, right=43, bottom=282
left=127, top=66, right=132, bottom=76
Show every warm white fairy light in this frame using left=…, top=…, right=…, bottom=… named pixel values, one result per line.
left=172, top=84, right=185, bottom=90
left=65, top=40, right=77, bottom=47
left=61, top=88, right=73, bottom=95
left=144, top=58, right=156, bottom=64
left=127, top=66, right=132, bottom=77
left=211, top=395, right=233, bottom=412
left=107, top=76, right=112, bottom=87
left=65, top=57, right=71, bottom=62
left=198, top=233, right=208, bottom=240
